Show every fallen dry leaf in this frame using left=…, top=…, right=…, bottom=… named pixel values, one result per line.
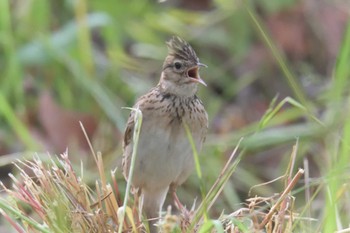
left=38, top=91, right=98, bottom=153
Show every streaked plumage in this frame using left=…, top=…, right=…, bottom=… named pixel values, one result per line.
left=122, top=36, right=208, bottom=232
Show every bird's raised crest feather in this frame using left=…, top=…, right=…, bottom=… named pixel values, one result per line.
left=166, top=36, right=199, bottom=62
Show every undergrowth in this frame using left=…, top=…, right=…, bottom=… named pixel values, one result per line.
left=0, top=119, right=306, bottom=232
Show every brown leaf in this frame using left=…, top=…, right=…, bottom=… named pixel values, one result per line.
left=38, top=91, right=98, bottom=153
left=266, top=4, right=309, bottom=60
left=306, top=0, right=348, bottom=61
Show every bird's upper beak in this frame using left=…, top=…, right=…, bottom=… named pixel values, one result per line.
left=187, top=62, right=207, bottom=86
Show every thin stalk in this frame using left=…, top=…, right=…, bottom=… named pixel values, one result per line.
left=118, top=107, right=142, bottom=233
left=244, top=3, right=308, bottom=107
left=184, top=123, right=208, bottom=222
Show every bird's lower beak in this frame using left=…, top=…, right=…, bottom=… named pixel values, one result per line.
left=190, top=76, right=207, bottom=86
left=187, top=63, right=207, bottom=86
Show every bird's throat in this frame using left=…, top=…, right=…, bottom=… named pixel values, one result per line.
left=159, top=75, right=198, bottom=98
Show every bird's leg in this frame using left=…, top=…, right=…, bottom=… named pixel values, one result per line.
left=170, top=184, right=184, bottom=210
left=173, top=192, right=185, bottom=210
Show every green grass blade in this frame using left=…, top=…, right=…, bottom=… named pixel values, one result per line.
left=244, top=3, right=308, bottom=106
left=331, top=22, right=350, bottom=102
left=198, top=219, right=224, bottom=233
left=184, top=123, right=208, bottom=222
left=0, top=198, right=51, bottom=233
left=118, top=107, right=142, bottom=233
left=0, top=0, right=23, bottom=104
left=0, top=93, right=38, bottom=149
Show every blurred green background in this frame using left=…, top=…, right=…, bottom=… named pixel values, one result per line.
left=1, top=0, right=350, bottom=231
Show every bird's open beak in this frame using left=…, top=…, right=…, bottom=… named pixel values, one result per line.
left=187, top=62, right=208, bottom=86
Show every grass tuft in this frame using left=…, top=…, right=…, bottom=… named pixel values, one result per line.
left=0, top=137, right=308, bottom=233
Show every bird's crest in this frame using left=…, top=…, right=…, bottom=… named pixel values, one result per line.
left=166, top=36, right=199, bottom=62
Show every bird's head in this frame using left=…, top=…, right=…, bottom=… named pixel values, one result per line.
left=159, top=36, right=207, bottom=97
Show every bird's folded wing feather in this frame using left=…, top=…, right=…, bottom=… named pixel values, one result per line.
left=122, top=110, right=135, bottom=178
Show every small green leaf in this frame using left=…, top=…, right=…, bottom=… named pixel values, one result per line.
left=198, top=219, right=224, bottom=233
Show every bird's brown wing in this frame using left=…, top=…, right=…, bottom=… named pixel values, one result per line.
left=123, top=112, right=134, bottom=148
left=122, top=110, right=135, bottom=179
left=122, top=87, right=160, bottom=150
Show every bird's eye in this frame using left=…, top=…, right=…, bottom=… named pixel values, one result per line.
left=174, top=62, right=182, bottom=70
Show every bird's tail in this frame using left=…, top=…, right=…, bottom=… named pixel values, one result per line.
left=140, top=187, right=169, bottom=233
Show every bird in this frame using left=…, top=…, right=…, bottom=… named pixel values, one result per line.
left=122, top=36, right=208, bottom=232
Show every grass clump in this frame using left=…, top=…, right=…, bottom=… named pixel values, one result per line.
left=0, top=138, right=306, bottom=232
left=0, top=152, right=123, bottom=232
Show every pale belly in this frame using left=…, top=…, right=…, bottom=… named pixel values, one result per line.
left=131, top=119, right=202, bottom=190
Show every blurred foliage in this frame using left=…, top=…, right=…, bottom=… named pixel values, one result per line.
left=1, top=0, right=350, bottom=231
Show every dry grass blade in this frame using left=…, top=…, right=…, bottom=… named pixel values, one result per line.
left=0, top=209, right=25, bottom=233
left=203, top=138, right=244, bottom=211
left=258, top=168, right=304, bottom=229
left=0, top=130, right=311, bottom=232
left=219, top=140, right=309, bottom=233
left=181, top=138, right=243, bottom=232
left=0, top=150, right=141, bottom=233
